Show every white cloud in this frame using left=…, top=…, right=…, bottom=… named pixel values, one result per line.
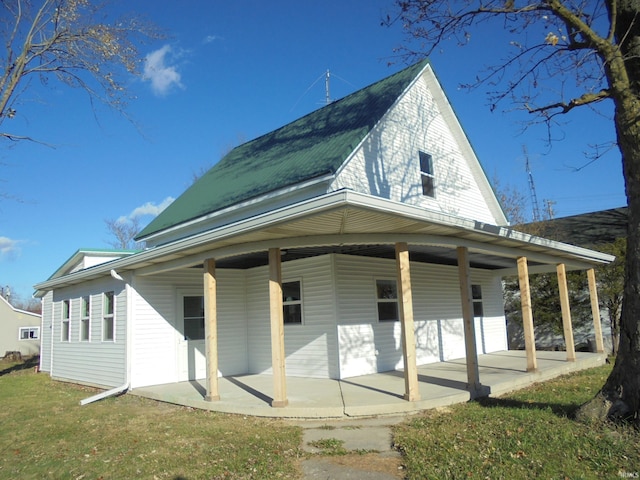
left=0, top=236, right=22, bottom=260
left=118, top=197, right=175, bottom=224
left=142, top=45, right=184, bottom=96
left=203, top=35, right=220, bottom=44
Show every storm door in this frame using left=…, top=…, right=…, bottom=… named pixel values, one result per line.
left=178, top=294, right=207, bottom=381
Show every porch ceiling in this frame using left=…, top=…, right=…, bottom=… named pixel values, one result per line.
left=212, top=243, right=519, bottom=270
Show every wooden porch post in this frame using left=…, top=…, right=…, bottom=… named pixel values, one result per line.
left=204, top=258, right=220, bottom=401
left=587, top=268, right=605, bottom=353
left=517, top=256, right=538, bottom=372
left=395, top=242, right=421, bottom=402
left=269, top=248, right=288, bottom=407
left=556, top=263, right=576, bottom=362
left=457, top=246, right=481, bottom=392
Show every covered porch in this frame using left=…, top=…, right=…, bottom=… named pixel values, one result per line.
left=131, top=350, right=607, bottom=418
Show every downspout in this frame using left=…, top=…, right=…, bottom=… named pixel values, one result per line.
left=80, top=269, right=131, bottom=406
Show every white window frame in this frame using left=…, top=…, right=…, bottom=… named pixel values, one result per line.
left=61, top=299, right=70, bottom=342
left=80, top=295, right=91, bottom=342
left=180, top=292, right=205, bottom=341
left=375, top=278, right=399, bottom=322
left=282, top=278, right=303, bottom=325
left=19, top=326, right=40, bottom=340
left=102, top=291, right=115, bottom=342
left=419, top=151, right=435, bottom=198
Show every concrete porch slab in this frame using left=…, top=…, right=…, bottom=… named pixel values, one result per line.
left=130, top=350, right=607, bottom=419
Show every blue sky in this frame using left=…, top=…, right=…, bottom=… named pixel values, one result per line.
left=1, top=1, right=626, bottom=301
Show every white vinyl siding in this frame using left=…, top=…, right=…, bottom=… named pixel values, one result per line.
left=334, top=254, right=507, bottom=378
left=130, top=268, right=248, bottom=388
left=50, top=278, right=127, bottom=388
left=330, top=67, right=500, bottom=225
left=246, top=255, right=339, bottom=378
left=41, top=253, right=507, bottom=387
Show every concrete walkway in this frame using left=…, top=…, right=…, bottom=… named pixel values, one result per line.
left=295, top=416, right=406, bottom=479
left=131, top=350, right=606, bottom=419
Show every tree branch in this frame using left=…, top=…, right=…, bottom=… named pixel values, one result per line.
left=526, top=88, right=611, bottom=115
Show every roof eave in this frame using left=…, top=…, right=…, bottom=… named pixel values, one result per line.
left=34, top=191, right=613, bottom=295
left=137, top=173, right=336, bottom=244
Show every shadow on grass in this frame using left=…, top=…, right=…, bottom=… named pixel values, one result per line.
left=0, top=356, right=40, bottom=377
left=474, top=396, right=581, bottom=418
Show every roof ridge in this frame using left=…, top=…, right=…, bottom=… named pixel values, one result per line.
left=229, top=59, right=430, bottom=153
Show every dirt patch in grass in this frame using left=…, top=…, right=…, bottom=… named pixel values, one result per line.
left=314, top=452, right=404, bottom=478
left=300, top=453, right=405, bottom=479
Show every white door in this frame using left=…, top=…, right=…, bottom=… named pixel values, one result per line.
left=177, top=294, right=207, bottom=381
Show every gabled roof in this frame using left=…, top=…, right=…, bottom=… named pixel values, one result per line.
left=136, top=59, right=431, bottom=240
left=47, top=248, right=140, bottom=281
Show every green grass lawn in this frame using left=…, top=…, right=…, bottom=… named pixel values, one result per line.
left=393, top=363, right=640, bottom=480
left=3, top=359, right=638, bottom=480
left=0, top=359, right=302, bottom=479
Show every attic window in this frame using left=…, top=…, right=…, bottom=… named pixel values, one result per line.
left=419, top=151, right=435, bottom=197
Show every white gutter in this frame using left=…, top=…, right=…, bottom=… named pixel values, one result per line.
left=80, top=269, right=130, bottom=406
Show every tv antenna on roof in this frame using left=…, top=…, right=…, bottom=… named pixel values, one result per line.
left=324, top=69, right=331, bottom=105
left=290, top=69, right=355, bottom=112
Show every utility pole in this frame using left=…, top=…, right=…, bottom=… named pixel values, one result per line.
left=524, top=145, right=542, bottom=222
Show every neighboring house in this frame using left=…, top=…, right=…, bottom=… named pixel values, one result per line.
left=507, top=207, right=627, bottom=352
left=34, top=60, right=612, bottom=407
left=0, top=292, right=41, bottom=357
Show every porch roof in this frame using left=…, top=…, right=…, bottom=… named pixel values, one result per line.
left=34, top=190, right=613, bottom=295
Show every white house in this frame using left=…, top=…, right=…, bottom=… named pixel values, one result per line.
left=0, top=292, right=41, bottom=358
left=35, top=60, right=612, bottom=407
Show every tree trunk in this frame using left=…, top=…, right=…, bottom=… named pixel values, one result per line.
left=577, top=90, right=640, bottom=426
left=576, top=0, right=640, bottom=426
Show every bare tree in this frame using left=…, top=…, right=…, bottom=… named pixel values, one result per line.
left=105, top=217, right=143, bottom=250
left=391, top=0, right=640, bottom=423
left=1, top=0, right=158, bottom=143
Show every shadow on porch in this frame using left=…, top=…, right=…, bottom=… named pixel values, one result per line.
left=130, top=350, right=606, bottom=419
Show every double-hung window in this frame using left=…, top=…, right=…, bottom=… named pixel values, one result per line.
left=376, top=279, right=399, bottom=322
left=103, top=291, right=115, bottom=341
left=472, top=285, right=484, bottom=317
left=61, top=299, right=70, bottom=341
left=183, top=296, right=205, bottom=340
left=81, top=295, right=90, bottom=341
left=419, top=151, right=435, bottom=197
left=282, top=280, right=303, bottom=324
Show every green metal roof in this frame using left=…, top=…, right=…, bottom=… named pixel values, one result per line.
left=137, top=59, right=430, bottom=240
